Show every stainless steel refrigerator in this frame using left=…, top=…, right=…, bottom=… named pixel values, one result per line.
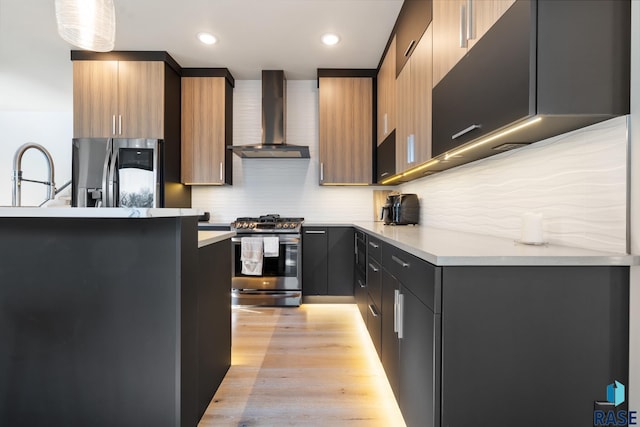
left=72, top=138, right=190, bottom=208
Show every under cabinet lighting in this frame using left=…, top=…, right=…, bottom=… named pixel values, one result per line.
left=197, top=32, right=218, bottom=45
left=380, top=159, right=441, bottom=185
left=444, top=117, right=542, bottom=160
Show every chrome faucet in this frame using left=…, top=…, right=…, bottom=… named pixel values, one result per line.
left=12, top=143, right=56, bottom=207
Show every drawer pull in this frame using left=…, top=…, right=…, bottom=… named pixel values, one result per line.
left=358, top=279, right=366, bottom=288
left=452, top=124, right=481, bottom=140
left=369, top=241, right=379, bottom=249
left=305, top=230, right=326, bottom=234
left=368, top=263, right=379, bottom=273
left=392, top=255, right=409, bottom=268
left=368, top=304, right=379, bottom=318
left=404, top=39, right=416, bottom=57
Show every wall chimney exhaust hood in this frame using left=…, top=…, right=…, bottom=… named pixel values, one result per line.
left=229, top=70, right=310, bottom=159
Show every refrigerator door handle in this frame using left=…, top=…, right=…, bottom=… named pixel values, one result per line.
left=101, top=138, right=112, bottom=207
left=107, top=141, right=119, bottom=207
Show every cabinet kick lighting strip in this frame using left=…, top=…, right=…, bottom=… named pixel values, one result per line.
left=444, top=117, right=542, bottom=160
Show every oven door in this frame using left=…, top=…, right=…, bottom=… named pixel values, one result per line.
left=231, top=234, right=301, bottom=291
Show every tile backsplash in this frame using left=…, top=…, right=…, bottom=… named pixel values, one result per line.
left=192, top=79, right=627, bottom=253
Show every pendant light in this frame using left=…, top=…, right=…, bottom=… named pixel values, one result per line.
left=54, top=0, right=116, bottom=52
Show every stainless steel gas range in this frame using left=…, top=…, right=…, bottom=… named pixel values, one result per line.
left=230, top=214, right=303, bottom=306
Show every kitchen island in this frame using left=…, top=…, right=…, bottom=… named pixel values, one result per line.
left=0, top=208, right=234, bottom=427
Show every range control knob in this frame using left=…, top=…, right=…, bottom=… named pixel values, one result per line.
left=241, top=222, right=249, bottom=229
left=249, top=223, right=256, bottom=229
left=276, top=223, right=283, bottom=229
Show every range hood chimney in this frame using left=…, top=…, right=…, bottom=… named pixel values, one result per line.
left=229, top=70, right=310, bottom=158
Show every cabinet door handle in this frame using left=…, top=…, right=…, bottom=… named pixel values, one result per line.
left=320, top=162, right=324, bottom=182
left=368, top=263, right=379, bottom=273
left=404, top=39, right=416, bottom=57
left=393, top=289, right=400, bottom=333
left=467, top=0, right=475, bottom=40
left=369, top=241, right=379, bottom=249
left=112, top=115, right=116, bottom=135
left=358, top=279, right=366, bottom=289
left=118, top=115, right=122, bottom=135
left=305, top=230, right=326, bottom=234
left=391, top=255, right=409, bottom=268
left=368, top=304, right=379, bottom=318
left=383, top=113, right=388, bottom=135
left=452, top=124, right=481, bottom=140
left=219, top=162, right=223, bottom=181
left=459, top=3, right=468, bottom=48
left=380, top=172, right=389, bottom=177
left=397, top=292, right=405, bottom=339
left=407, top=134, right=415, bottom=163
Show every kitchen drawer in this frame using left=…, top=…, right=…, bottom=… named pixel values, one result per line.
left=366, top=296, right=382, bottom=357
left=383, top=244, right=439, bottom=313
left=367, top=257, right=382, bottom=310
left=367, top=236, right=382, bottom=262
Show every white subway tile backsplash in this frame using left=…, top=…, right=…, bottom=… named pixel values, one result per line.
left=192, top=79, right=628, bottom=253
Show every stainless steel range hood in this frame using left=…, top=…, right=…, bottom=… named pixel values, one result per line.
left=229, top=70, right=310, bottom=159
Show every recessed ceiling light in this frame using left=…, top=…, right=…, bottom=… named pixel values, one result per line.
left=321, top=33, right=340, bottom=46
left=197, top=32, right=217, bottom=45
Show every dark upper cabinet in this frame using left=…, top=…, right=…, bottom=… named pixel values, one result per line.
left=302, top=227, right=354, bottom=297
left=432, top=0, right=630, bottom=161
left=395, top=0, right=433, bottom=76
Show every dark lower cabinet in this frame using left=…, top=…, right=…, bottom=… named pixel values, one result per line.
left=302, top=227, right=354, bottom=297
left=362, top=232, right=629, bottom=427
left=399, top=286, right=439, bottom=427
left=440, top=266, right=628, bottom=427
left=381, top=270, right=400, bottom=399
left=302, top=227, right=329, bottom=295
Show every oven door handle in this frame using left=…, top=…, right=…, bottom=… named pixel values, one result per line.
left=232, top=290, right=302, bottom=298
left=231, top=237, right=300, bottom=244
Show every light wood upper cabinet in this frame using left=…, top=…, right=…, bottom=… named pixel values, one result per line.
left=181, top=77, right=230, bottom=185
left=377, top=37, right=397, bottom=146
left=117, top=61, right=164, bottom=139
left=433, top=0, right=515, bottom=87
left=319, top=77, right=373, bottom=185
left=73, top=61, right=118, bottom=138
left=73, top=60, right=164, bottom=138
left=396, top=26, right=433, bottom=174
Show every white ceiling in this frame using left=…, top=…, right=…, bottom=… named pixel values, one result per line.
left=3, top=0, right=403, bottom=81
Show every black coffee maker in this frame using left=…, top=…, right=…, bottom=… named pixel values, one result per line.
left=380, top=194, right=399, bottom=225
left=381, top=193, right=420, bottom=225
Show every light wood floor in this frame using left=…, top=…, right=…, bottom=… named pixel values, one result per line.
left=198, top=304, right=406, bottom=427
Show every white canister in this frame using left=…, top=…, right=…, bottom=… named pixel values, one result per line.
left=520, top=212, right=544, bottom=244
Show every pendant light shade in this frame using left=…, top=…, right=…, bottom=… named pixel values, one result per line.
left=54, top=0, right=116, bottom=52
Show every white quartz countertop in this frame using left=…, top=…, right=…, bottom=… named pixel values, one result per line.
left=352, top=222, right=639, bottom=266
left=0, top=207, right=201, bottom=218
left=198, top=230, right=235, bottom=248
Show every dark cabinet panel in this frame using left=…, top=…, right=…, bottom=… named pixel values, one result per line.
left=367, top=258, right=382, bottom=309
left=302, top=227, right=328, bottom=295
left=367, top=296, right=382, bottom=357
left=381, top=270, right=400, bottom=399
left=376, top=130, right=396, bottom=183
left=302, top=227, right=354, bottom=297
left=432, top=0, right=630, bottom=162
left=355, top=270, right=368, bottom=322
left=395, top=0, right=433, bottom=76
left=432, top=0, right=532, bottom=157
left=399, top=286, right=439, bottom=427
left=328, top=227, right=355, bottom=296
left=440, top=266, right=629, bottom=427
